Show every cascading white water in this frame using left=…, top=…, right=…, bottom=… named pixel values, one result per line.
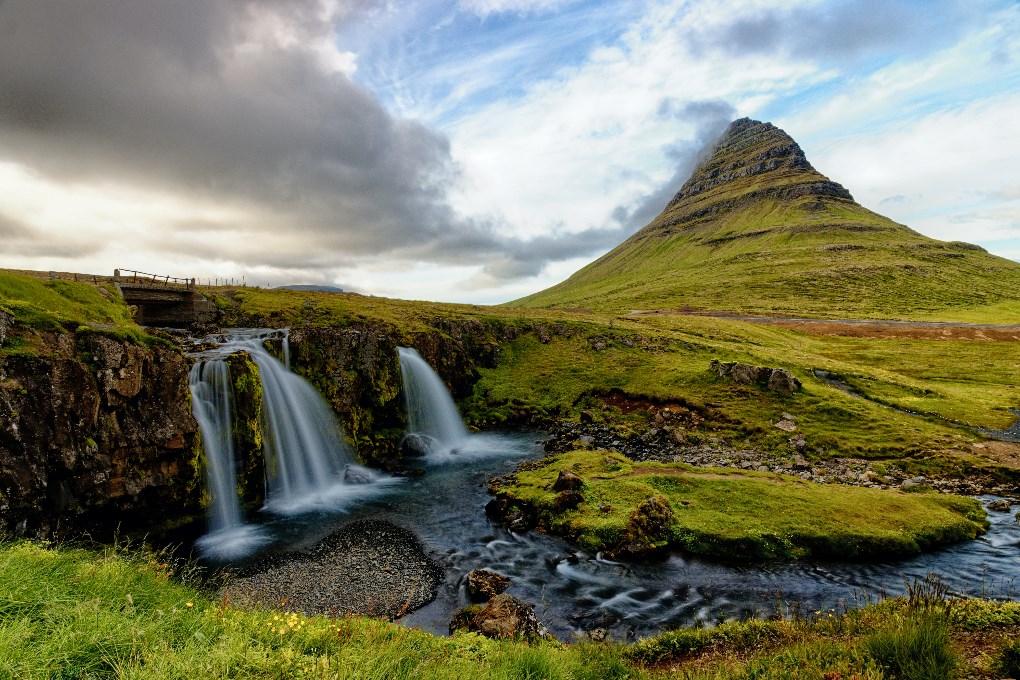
left=190, top=360, right=241, bottom=532
left=398, top=347, right=470, bottom=457
left=189, top=357, right=268, bottom=558
left=190, top=329, right=397, bottom=552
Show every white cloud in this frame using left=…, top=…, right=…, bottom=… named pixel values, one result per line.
left=457, top=0, right=576, bottom=17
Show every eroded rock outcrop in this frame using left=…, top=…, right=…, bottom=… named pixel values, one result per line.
left=450, top=593, right=548, bottom=639
left=711, top=360, right=802, bottom=396
left=0, top=332, right=201, bottom=539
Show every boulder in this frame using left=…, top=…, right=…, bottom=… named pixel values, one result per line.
left=399, top=433, right=437, bottom=458
left=987, top=499, right=1014, bottom=512
left=710, top=360, right=801, bottom=396
left=342, top=465, right=373, bottom=484
left=612, top=494, right=675, bottom=558
left=552, top=469, right=584, bottom=491
left=465, top=569, right=511, bottom=602
left=553, top=490, right=584, bottom=511
left=767, top=369, right=802, bottom=396
left=450, top=593, right=548, bottom=639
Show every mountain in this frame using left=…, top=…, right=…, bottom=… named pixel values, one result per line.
left=512, top=118, right=1020, bottom=321
left=276, top=284, right=345, bottom=293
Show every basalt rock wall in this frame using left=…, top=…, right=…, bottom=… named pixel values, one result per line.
left=282, top=318, right=526, bottom=467
left=0, top=331, right=202, bottom=539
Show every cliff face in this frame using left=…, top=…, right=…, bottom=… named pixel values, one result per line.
left=0, top=331, right=202, bottom=539
left=283, top=318, right=524, bottom=467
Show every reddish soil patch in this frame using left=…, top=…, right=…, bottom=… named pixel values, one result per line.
left=971, top=441, right=1020, bottom=468
left=767, top=320, right=1020, bottom=341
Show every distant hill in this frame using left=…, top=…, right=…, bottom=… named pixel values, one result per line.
left=275, top=284, right=345, bottom=293
left=512, top=118, right=1020, bottom=321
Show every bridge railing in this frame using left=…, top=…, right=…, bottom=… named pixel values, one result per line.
left=115, top=269, right=194, bottom=290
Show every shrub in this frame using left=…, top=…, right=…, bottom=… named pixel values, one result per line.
left=996, top=638, right=1020, bottom=678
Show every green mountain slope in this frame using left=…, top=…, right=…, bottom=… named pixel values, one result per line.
left=513, top=118, right=1020, bottom=321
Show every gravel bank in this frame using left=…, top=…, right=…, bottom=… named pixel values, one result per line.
left=220, top=519, right=442, bottom=619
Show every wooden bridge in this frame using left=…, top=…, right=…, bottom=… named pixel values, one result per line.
left=114, top=269, right=218, bottom=328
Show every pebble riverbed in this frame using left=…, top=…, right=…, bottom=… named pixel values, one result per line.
left=220, top=519, right=442, bottom=619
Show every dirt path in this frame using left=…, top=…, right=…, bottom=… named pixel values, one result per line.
left=626, top=310, right=1020, bottom=341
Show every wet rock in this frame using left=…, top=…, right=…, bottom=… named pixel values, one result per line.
left=587, top=628, right=608, bottom=642
left=223, top=519, right=441, bottom=620
left=466, top=569, right=511, bottom=602
left=553, top=490, right=584, bottom=511
left=0, top=309, right=12, bottom=347
left=342, top=465, right=372, bottom=484
left=552, top=469, right=584, bottom=491
left=987, top=499, right=1014, bottom=512
left=451, top=593, right=549, bottom=640
left=0, top=330, right=201, bottom=539
left=399, top=433, right=437, bottom=458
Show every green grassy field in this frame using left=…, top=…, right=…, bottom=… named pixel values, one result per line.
left=0, top=271, right=147, bottom=347
left=3, top=540, right=1019, bottom=679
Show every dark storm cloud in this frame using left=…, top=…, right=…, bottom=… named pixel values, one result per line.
left=690, top=0, right=978, bottom=63
left=0, top=212, right=30, bottom=237
left=0, top=0, right=462, bottom=261
left=0, top=0, right=733, bottom=286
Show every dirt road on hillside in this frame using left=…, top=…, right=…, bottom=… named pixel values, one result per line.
left=625, top=310, right=1020, bottom=341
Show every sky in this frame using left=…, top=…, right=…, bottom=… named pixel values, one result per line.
left=0, top=0, right=1018, bottom=304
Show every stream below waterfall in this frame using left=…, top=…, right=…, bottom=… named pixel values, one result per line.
left=201, top=431, right=1019, bottom=641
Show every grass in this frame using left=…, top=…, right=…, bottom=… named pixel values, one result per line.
left=492, top=449, right=988, bottom=561
left=865, top=613, right=959, bottom=679
left=215, top=285, right=1020, bottom=482
left=0, top=540, right=638, bottom=679
left=467, top=318, right=1019, bottom=459
left=0, top=270, right=151, bottom=351
left=4, top=540, right=1020, bottom=679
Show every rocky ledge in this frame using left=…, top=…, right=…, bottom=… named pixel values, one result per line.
left=220, top=519, right=442, bottom=620
left=545, top=418, right=1018, bottom=497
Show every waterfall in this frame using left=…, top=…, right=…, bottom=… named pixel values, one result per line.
left=398, top=347, right=470, bottom=458
left=190, top=329, right=396, bottom=552
left=189, top=358, right=267, bottom=558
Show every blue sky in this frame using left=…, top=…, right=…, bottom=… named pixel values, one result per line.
left=0, top=0, right=1018, bottom=303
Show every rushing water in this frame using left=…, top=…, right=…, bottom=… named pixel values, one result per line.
left=189, top=360, right=270, bottom=558
left=189, top=329, right=398, bottom=558
left=199, top=432, right=1019, bottom=640
left=192, top=333, right=1019, bottom=639
left=398, top=347, right=470, bottom=460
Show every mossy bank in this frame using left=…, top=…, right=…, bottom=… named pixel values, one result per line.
left=488, top=449, right=988, bottom=561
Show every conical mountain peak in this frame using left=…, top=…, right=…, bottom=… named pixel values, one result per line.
left=648, top=118, right=854, bottom=237
left=512, top=117, right=1020, bottom=319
